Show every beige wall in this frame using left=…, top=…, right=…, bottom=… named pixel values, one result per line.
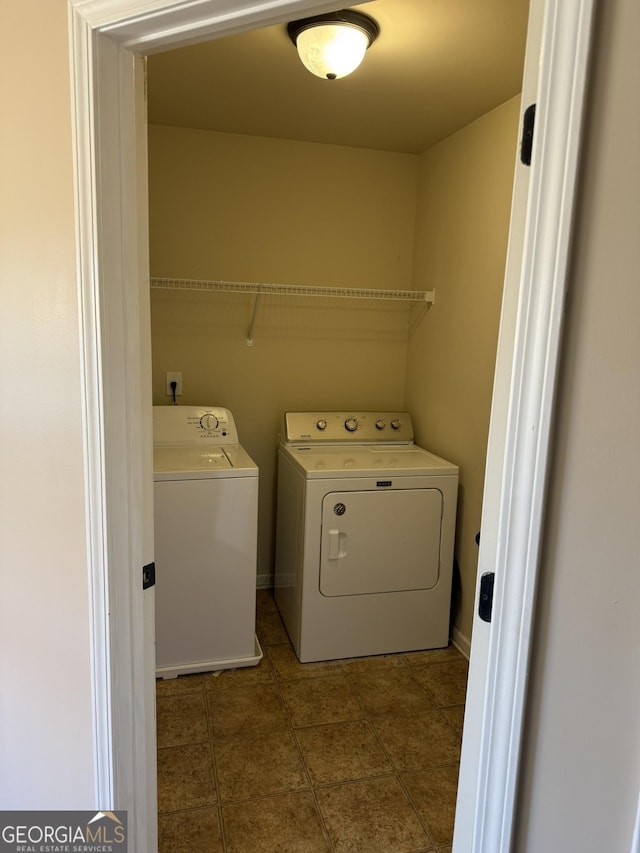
left=0, top=0, right=96, bottom=805
left=405, top=96, right=521, bottom=644
left=148, top=125, right=418, bottom=288
left=514, top=0, right=640, bottom=847
left=148, top=125, right=418, bottom=581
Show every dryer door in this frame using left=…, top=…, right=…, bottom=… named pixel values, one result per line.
left=319, top=488, right=442, bottom=597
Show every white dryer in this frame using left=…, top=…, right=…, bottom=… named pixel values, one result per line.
left=153, top=405, right=261, bottom=678
left=274, top=411, right=458, bottom=662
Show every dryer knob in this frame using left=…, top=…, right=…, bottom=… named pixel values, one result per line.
left=200, top=413, right=219, bottom=431
left=345, top=417, right=358, bottom=432
left=391, top=419, right=402, bottom=430
left=375, top=419, right=386, bottom=430
left=316, top=419, right=327, bottom=431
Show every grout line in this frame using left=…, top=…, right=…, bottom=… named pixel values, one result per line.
left=397, top=769, right=438, bottom=851
left=202, top=669, right=228, bottom=850
left=272, top=664, right=337, bottom=852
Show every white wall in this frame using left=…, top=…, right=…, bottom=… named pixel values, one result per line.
left=0, top=0, right=96, bottom=806
left=514, top=0, right=640, bottom=847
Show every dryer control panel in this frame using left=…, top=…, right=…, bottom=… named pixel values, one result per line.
left=283, top=412, right=414, bottom=444
left=153, top=406, right=240, bottom=446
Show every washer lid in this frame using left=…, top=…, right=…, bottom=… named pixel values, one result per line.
left=154, top=446, right=230, bottom=475
left=153, top=445, right=258, bottom=480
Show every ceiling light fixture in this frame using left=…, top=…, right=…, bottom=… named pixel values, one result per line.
left=287, top=10, right=379, bottom=81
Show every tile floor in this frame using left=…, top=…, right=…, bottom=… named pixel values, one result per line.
left=157, top=589, right=468, bottom=852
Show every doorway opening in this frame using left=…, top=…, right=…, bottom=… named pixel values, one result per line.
left=146, top=3, right=527, bottom=848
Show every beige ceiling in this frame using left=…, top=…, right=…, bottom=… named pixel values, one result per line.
left=146, top=0, right=530, bottom=155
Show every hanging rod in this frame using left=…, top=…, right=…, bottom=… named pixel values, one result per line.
left=150, top=276, right=435, bottom=304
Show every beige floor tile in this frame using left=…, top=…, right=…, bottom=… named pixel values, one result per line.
left=202, top=657, right=275, bottom=691
left=156, top=692, right=209, bottom=748
left=156, top=673, right=204, bottom=697
left=158, top=807, right=223, bottom=853
left=295, top=720, right=392, bottom=785
left=280, top=674, right=362, bottom=728
left=347, top=667, right=433, bottom=717
left=316, top=776, right=432, bottom=852
left=157, top=743, right=216, bottom=812
left=372, top=710, right=461, bottom=771
left=256, top=610, right=290, bottom=646
left=403, top=765, right=460, bottom=846
left=221, top=791, right=330, bottom=852
left=339, top=652, right=410, bottom=675
left=440, top=704, right=465, bottom=734
left=401, top=645, right=465, bottom=667
left=267, top=642, right=345, bottom=681
left=256, top=588, right=278, bottom=615
left=206, top=681, right=288, bottom=738
left=411, top=661, right=469, bottom=708
left=215, top=729, right=308, bottom=801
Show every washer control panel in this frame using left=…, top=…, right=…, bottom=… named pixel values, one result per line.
left=153, top=406, right=240, bottom=446
left=284, top=412, right=414, bottom=444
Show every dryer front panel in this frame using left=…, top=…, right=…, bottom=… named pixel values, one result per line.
left=319, top=488, right=442, bottom=597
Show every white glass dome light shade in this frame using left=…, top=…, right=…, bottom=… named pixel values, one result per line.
left=296, top=24, right=369, bottom=80
left=287, top=11, right=379, bottom=81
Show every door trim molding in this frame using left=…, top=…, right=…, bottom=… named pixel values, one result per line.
left=68, top=6, right=114, bottom=807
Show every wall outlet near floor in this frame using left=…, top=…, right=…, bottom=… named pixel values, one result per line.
left=166, top=371, right=183, bottom=396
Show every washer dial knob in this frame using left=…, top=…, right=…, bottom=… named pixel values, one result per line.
left=390, top=418, right=402, bottom=430
left=200, top=413, right=219, bottom=431
left=316, top=419, right=327, bottom=431
left=344, top=417, right=359, bottom=432
left=375, top=419, right=386, bottom=430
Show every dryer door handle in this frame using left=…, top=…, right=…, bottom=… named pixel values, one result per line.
left=327, top=529, right=347, bottom=561
left=328, top=529, right=340, bottom=560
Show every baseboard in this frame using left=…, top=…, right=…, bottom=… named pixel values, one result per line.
left=451, top=624, right=471, bottom=660
left=256, top=574, right=272, bottom=590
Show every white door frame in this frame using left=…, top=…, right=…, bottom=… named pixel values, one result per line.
left=453, top=1, right=595, bottom=849
left=67, top=1, right=595, bottom=850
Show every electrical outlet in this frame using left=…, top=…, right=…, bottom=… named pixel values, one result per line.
left=166, top=372, right=183, bottom=396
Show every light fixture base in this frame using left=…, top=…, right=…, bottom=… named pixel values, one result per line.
left=287, top=10, right=380, bottom=46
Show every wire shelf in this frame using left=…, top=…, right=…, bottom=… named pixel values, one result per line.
left=150, top=277, right=435, bottom=344
left=150, top=277, right=434, bottom=304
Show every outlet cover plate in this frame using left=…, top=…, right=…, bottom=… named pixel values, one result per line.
left=166, top=372, right=183, bottom=396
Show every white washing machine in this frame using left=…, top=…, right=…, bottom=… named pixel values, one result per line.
left=153, top=405, right=262, bottom=678
left=274, top=411, right=458, bottom=662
